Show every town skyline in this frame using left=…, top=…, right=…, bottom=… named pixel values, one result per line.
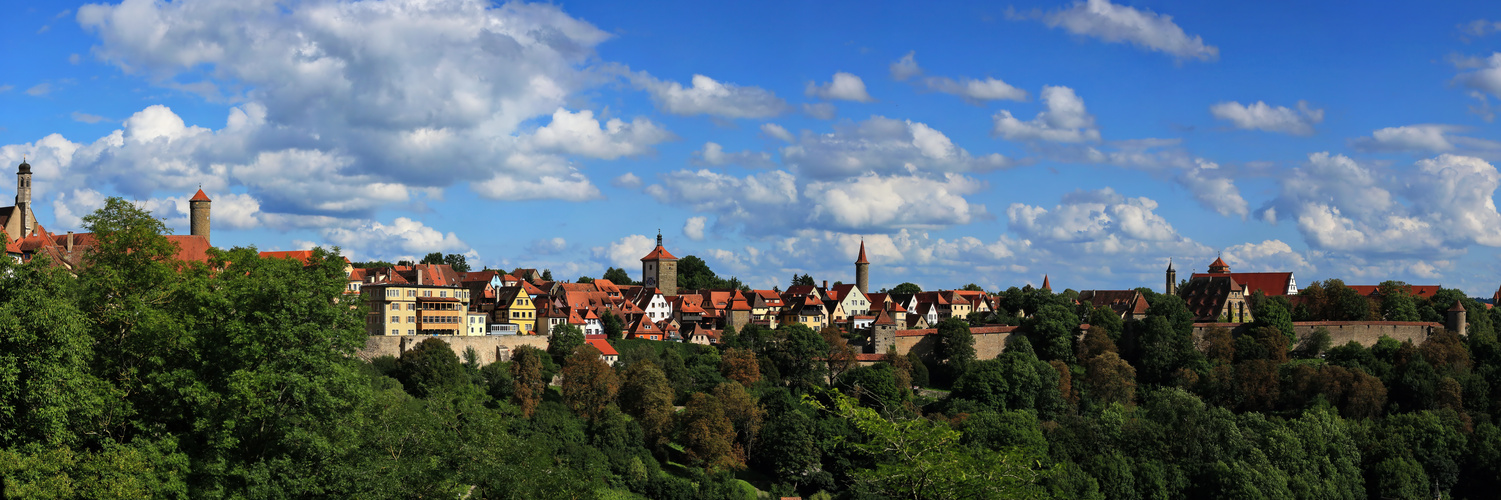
left=5, top=0, right=1501, bottom=295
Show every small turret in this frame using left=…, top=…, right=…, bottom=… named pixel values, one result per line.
left=190, top=188, right=212, bottom=245
left=1447, top=300, right=1468, bottom=337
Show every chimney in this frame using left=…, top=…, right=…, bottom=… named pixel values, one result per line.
left=66, top=231, right=73, bottom=252
left=417, top=267, right=425, bottom=286
left=823, top=280, right=828, bottom=289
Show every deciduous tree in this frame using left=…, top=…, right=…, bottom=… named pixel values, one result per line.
left=678, top=392, right=742, bottom=472
left=562, top=344, right=619, bottom=422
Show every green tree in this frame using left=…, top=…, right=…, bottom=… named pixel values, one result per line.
left=791, top=273, right=816, bottom=288
left=1379, top=281, right=1421, bottom=322
left=548, top=323, right=585, bottom=365
left=711, top=382, right=763, bottom=461
left=398, top=337, right=468, bottom=398
left=721, top=347, right=762, bottom=387
left=770, top=324, right=829, bottom=389
left=1026, top=303, right=1080, bottom=364
left=935, top=317, right=977, bottom=377
left=962, top=283, right=985, bottom=292
left=0, top=258, right=117, bottom=449
left=808, top=390, right=1049, bottom=499
left=602, top=266, right=636, bottom=286
left=890, top=282, right=922, bottom=295
left=754, top=403, right=820, bottom=487
left=677, top=255, right=718, bottom=291
left=1085, top=305, right=1124, bottom=342
left=541, top=268, right=554, bottom=281
left=601, top=310, right=624, bottom=340
left=1251, top=297, right=1295, bottom=343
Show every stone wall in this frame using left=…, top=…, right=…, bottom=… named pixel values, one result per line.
left=358, top=335, right=550, bottom=365
left=893, top=325, right=1017, bottom=360
left=1191, top=321, right=1441, bottom=348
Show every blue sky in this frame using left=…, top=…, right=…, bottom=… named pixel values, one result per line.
left=4, top=0, right=1501, bottom=296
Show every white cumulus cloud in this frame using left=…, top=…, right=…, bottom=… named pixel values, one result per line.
left=1210, top=100, right=1323, bottom=135
left=992, top=86, right=1100, bottom=143
left=1036, top=0, right=1218, bottom=62
left=683, top=216, right=707, bottom=241
left=806, top=72, right=874, bottom=102
left=630, top=72, right=788, bottom=118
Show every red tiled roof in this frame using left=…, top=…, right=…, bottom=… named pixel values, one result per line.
left=855, top=353, right=886, bottom=362
left=855, top=240, right=869, bottom=264
left=586, top=338, right=618, bottom=356
left=1041, top=275, right=1051, bottom=291
left=190, top=188, right=211, bottom=202
left=641, top=244, right=678, bottom=261
left=164, top=235, right=212, bottom=263
left=1345, top=285, right=1441, bottom=299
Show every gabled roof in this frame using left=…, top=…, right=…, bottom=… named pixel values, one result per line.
left=586, top=337, right=618, bottom=356
left=1345, top=284, right=1441, bottom=299
left=630, top=316, right=664, bottom=335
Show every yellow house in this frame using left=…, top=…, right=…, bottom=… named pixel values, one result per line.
left=493, top=286, right=538, bottom=335
left=361, top=284, right=471, bottom=335
left=779, top=295, right=827, bottom=330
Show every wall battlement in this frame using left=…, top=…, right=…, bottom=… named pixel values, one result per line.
left=358, top=335, right=550, bottom=365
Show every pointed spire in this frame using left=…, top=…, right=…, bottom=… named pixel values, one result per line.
left=1167, top=258, right=1174, bottom=271
left=855, top=239, right=869, bottom=264
left=656, top=229, right=662, bottom=247
left=1041, top=275, right=1051, bottom=291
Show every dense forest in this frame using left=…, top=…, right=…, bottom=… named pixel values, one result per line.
left=4, top=198, right=1501, bottom=499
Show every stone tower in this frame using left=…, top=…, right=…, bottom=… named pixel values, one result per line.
left=1166, top=259, right=1177, bottom=296
left=640, top=231, right=679, bottom=296
left=190, top=188, right=211, bottom=245
left=1447, top=300, right=1467, bottom=337
left=855, top=239, right=870, bottom=294
left=15, top=158, right=32, bottom=238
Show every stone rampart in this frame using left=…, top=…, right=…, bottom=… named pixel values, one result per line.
left=893, top=325, right=1017, bottom=360
left=1190, top=321, right=1441, bottom=348
left=358, top=335, right=550, bottom=365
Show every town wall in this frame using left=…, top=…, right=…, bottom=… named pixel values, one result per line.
left=893, top=326, right=1017, bottom=360
left=1190, top=321, right=1441, bottom=348
left=358, top=335, right=550, bottom=365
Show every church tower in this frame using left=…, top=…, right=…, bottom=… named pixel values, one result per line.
left=1166, top=259, right=1177, bottom=296
left=16, top=158, right=33, bottom=238
left=190, top=188, right=211, bottom=245
left=640, top=231, right=679, bottom=296
left=855, top=240, right=870, bottom=294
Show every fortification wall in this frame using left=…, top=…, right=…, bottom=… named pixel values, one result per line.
left=893, top=326, right=1016, bottom=360
left=1190, top=321, right=1440, bottom=348
left=358, top=335, right=550, bottom=365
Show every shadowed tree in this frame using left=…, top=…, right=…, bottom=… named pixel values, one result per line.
left=562, top=344, right=619, bottom=422
left=720, top=348, right=762, bottom=387
left=619, top=360, right=675, bottom=455
left=511, top=346, right=546, bottom=418
left=1084, top=352, right=1136, bottom=407
left=678, top=392, right=743, bottom=472
left=712, top=382, right=763, bottom=462
left=822, top=326, right=857, bottom=382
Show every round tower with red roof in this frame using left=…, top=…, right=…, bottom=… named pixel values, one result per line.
left=190, top=188, right=211, bottom=245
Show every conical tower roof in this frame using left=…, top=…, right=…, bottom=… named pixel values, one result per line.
left=855, top=240, right=869, bottom=264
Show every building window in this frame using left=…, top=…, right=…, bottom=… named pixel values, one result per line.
left=440, top=291, right=447, bottom=298
left=408, top=329, right=414, bottom=335
left=391, top=329, right=399, bottom=335
left=408, top=316, right=415, bottom=323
